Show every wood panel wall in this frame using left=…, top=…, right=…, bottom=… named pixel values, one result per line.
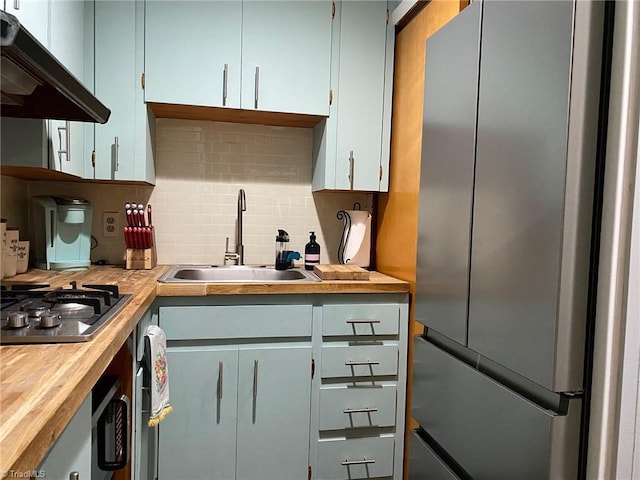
left=374, top=1, right=466, bottom=476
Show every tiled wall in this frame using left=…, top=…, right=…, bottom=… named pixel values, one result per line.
left=150, top=119, right=369, bottom=265
left=1, top=119, right=369, bottom=267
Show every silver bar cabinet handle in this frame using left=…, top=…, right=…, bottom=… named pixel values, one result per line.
left=114, top=136, right=119, bottom=172
left=341, top=458, right=376, bottom=466
left=346, top=319, right=381, bottom=324
left=222, top=63, right=228, bottom=106
left=69, top=472, right=79, bottom=480
left=253, top=359, right=258, bottom=399
left=254, top=66, right=260, bottom=109
left=343, top=407, right=378, bottom=414
left=348, top=150, right=354, bottom=189
left=345, top=360, right=380, bottom=366
left=14, top=0, right=19, bottom=9
left=66, top=121, right=71, bottom=162
left=57, top=123, right=68, bottom=165
left=217, top=361, right=223, bottom=399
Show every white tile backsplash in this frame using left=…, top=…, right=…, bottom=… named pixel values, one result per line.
left=150, top=119, right=369, bottom=266
left=0, top=118, right=370, bottom=267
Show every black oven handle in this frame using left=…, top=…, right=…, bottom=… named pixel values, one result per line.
left=98, top=394, right=130, bottom=471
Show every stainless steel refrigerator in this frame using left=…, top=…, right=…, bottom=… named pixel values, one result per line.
left=409, top=1, right=609, bottom=478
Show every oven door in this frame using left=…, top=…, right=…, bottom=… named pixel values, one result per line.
left=92, top=376, right=130, bottom=480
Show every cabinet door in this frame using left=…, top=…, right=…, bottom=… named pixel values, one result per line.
left=468, top=0, right=576, bottom=390
left=158, top=348, right=239, bottom=480
left=91, top=0, right=136, bottom=180
left=49, top=0, right=86, bottom=177
left=38, top=394, right=92, bottom=478
left=241, top=1, right=332, bottom=115
left=144, top=1, right=242, bottom=108
left=333, top=1, right=387, bottom=190
left=4, top=0, right=48, bottom=43
left=236, top=345, right=312, bottom=480
left=415, top=1, right=481, bottom=345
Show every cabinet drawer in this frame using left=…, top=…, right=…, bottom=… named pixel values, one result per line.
left=412, top=337, right=581, bottom=479
left=317, top=436, right=395, bottom=479
left=319, top=385, right=396, bottom=430
left=322, top=304, right=399, bottom=336
left=321, top=344, right=398, bottom=378
left=159, top=305, right=312, bottom=340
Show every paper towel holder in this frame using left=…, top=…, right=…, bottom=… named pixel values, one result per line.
left=337, top=203, right=371, bottom=267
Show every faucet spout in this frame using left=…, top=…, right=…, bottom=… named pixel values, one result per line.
left=236, top=189, right=246, bottom=265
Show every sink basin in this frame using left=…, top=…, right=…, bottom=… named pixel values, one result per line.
left=158, top=265, right=320, bottom=283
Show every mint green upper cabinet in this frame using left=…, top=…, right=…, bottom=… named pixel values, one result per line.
left=144, top=1, right=242, bottom=108
left=240, top=1, right=332, bottom=115
left=49, top=0, right=87, bottom=177
left=0, top=0, right=87, bottom=177
left=84, top=0, right=155, bottom=183
left=312, top=0, right=394, bottom=192
left=143, top=0, right=331, bottom=116
left=3, top=0, right=48, bottom=42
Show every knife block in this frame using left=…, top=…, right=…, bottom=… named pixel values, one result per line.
left=125, top=227, right=157, bottom=270
left=126, top=246, right=157, bottom=270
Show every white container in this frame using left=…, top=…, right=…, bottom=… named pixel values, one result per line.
left=4, top=228, right=19, bottom=277
left=16, top=240, right=30, bottom=274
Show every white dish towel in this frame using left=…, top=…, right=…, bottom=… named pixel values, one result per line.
left=146, top=325, right=173, bottom=427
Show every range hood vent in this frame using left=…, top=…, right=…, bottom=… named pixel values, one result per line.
left=0, top=11, right=110, bottom=124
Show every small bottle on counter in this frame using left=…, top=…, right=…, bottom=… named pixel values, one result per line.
left=304, top=231, right=321, bottom=271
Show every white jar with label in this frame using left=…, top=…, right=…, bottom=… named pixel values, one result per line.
left=4, top=228, right=19, bottom=277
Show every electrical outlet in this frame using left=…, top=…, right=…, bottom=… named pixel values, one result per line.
left=102, top=212, right=119, bottom=238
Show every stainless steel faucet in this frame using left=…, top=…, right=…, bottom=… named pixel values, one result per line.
left=236, top=188, right=246, bottom=265
left=224, top=188, right=246, bottom=265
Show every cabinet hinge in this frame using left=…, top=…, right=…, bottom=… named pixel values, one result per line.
left=311, top=358, right=315, bottom=379
left=329, top=89, right=333, bottom=106
left=91, top=150, right=96, bottom=168
left=308, top=465, right=312, bottom=480
left=331, top=2, right=335, bottom=19
left=141, top=72, right=145, bottom=90
left=379, top=164, right=383, bottom=181
left=386, top=8, right=389, bottom=24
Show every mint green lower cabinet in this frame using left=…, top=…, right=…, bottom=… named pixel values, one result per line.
left=236, top=346, right=312, bottom=479
left=154, top=294, right=408, bottom=480
left=313, top=294, right=409, bottom=480
left=157, top=300, right=313, bottom=480
left=38, top=393, right=92, bottom=479
left=158, top=348, right=238, bottom=480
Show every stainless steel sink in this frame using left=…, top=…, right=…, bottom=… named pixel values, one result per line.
left=158, top=265, right=320, bottom=283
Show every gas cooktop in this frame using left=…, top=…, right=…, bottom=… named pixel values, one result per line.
left=0, top=282, right=132, bottom=344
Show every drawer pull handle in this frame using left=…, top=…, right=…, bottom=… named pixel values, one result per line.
left=345, top=360, right=380, bottom=366
left=343, top=407, right=378, bottom=414
left=346, top=319, right=381, bottom=324
left=341, top=458, right=376, bottom=466
left=217, top=361, right=223, bottom=399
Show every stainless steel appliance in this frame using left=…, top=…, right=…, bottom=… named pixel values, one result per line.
left=410, top=0, right=608, bottom=478
left=31, top=196, right=93, bottom=271
left=1, top=11, right=110, bottom=123
left=0, top=282, right=132, bottom=343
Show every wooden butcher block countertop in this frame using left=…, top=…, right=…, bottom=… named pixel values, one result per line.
left=0, top=266, right=168, bottom=475
left=0, top=265, right=409, bottom=474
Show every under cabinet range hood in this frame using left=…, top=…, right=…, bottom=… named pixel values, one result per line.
left=0, top=11, right=110, bottom=123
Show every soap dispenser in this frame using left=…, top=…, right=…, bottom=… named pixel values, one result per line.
left=304, top=231, right=320, bottom=270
